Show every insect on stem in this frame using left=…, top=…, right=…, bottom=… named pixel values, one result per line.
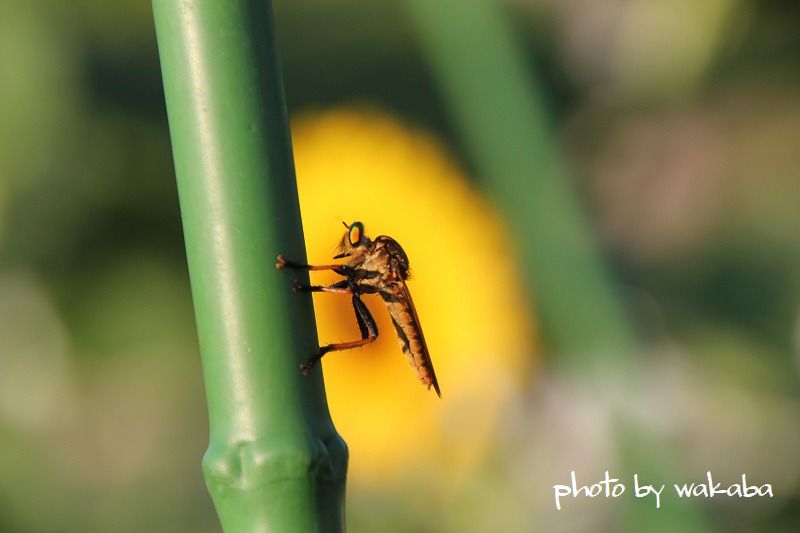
left=277, top=222, right=441, bottom=397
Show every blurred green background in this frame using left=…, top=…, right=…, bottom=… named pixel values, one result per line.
left=2, top=0, right=800, bottom=531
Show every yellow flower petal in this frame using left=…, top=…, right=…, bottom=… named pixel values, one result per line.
left=292, top=107, right=535, bottom=485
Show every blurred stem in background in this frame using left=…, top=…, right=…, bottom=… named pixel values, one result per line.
left=405, top=1, right=710, bottom=531
left=405, top=0, right=635, bottom=368
left=152, top=0, right=346, bottom=531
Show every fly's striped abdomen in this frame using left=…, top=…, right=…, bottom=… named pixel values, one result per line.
left=384, top=286, right=441, bottom=397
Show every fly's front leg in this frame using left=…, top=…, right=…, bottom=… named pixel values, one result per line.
left=300, top=294, right=379, bottom=375
left=276, top=255, right=350, bottom=274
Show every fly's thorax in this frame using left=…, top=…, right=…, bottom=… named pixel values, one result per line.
left=373, top=236, right=410, bottom=279
left=360, top=249, right=389, bottom=272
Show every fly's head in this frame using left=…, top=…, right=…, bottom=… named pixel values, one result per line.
left=335, top=221, right=372, bottom=263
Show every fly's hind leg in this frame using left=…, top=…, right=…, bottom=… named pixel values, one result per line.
left=300, top=294, right=378, bottom=375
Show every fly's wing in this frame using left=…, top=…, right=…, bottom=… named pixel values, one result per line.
left=387, top=281, right=442, bottom=398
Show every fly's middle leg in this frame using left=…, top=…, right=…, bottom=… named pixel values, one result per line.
left=300, top=294, right=378, bottom=375
left=292, top=279, right=350, bottom=294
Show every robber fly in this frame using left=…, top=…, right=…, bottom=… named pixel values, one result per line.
left=276, top=221, right=441, bottom=397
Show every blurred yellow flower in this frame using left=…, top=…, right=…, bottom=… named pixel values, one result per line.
left=292, top=108, right=535, bottom=486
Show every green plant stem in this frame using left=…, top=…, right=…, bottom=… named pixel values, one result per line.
left=152, top=1, right=347, bottom=531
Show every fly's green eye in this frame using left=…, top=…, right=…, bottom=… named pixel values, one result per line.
left=349, top=222, right=364, bottom=246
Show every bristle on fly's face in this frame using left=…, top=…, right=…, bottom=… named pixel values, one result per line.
left=336, top=232, right=349, bottom=255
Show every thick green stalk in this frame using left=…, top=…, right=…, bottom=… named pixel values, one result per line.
left=152, top=1, right=347, bottom=531
left=406, top=0, right=635, bottom=365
